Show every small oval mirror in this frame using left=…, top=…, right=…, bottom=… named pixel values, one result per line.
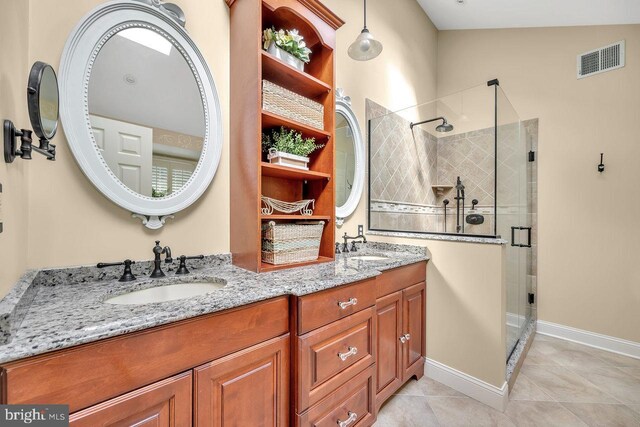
left=335, top=89, right=365, bottom=226
left=28, top=62, right=59, bottom=142
left=336, top=112, right=356, bottom=207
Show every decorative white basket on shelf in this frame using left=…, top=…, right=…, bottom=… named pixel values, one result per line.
left=261, top=196, right=314, bottom=216
left=267, top=148, right=309, bottom=170
left=261, top=221, right=325, bottom=265
left=262, top=80, right=324, bottom=130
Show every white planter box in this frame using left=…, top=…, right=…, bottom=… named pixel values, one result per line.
left=267, top=149, right=309, bottom=170
left=266, top=42, right=305, bottom=72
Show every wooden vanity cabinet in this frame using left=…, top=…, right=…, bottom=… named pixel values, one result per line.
left=1, top=297, right=290, bottom=427
left=293, top=279, right=377, bottom=427
left=194, top=334, right=290, bottom=427
left=374, top=262, right=427, bottom=410
left=374, top=291, right=403, bottom=406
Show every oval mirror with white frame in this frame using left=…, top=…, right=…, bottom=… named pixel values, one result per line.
left=335, top=89, right=365, bottom=226
left=59, top=0, right=222, bottom=229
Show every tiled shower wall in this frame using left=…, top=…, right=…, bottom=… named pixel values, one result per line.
left=368, top=100, right=497, bottom=235
left=437, top=129, right=495, bottom=207
left=368, top=100, right=438, bottom=207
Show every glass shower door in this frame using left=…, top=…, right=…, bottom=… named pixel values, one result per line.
left=495, top=86, right=531, bottom=358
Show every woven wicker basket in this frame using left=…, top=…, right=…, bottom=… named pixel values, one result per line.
left=262, top=80, right=324, bottom=130
left=261, top=221, right=325, bottom=265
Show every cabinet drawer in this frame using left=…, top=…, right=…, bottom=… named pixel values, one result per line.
left=296, top=307, right=375, bottom=412
left=297, top=365, right=375, bottom=427
left=297, top=279, right=376, bottom=335
left=376, top=262, right=426, bottom=298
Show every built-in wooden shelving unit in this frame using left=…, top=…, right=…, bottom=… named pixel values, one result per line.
left=261, top=110, right=332, bottom=141
left=226, top=0, right=344, bottom=272
left=261, top=163, right=331, bottom=181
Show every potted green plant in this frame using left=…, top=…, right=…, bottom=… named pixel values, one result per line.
left=262, top=127, right=324, bottom=170
left=263, top=27, right=312, bottom=71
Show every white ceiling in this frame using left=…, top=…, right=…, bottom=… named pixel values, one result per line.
left=418, top=0, right=640, bottom=30
left=89, top=30, right=205, bottom=137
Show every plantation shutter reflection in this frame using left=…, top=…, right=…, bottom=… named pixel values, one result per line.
left=152, top=156, right=196, bottom=197
left=152, top=165, right=169, bottom=197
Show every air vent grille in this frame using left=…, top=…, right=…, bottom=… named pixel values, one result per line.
left=577, top=41, right=625, bottom=79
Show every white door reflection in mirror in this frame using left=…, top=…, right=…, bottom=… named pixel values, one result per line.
left=91, top=115, right=153, bottom=196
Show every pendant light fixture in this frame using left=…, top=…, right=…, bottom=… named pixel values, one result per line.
left=348, top=0, right=383, bottom=61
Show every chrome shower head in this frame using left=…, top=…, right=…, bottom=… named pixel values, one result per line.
left=435, top=119, right=454, bottom=133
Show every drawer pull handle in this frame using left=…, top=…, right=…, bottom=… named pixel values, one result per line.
left=338, top=346, right=358, bottom=361
left=338, top=298, right=358, bottom=310
left=337, top=411, right=358, bottom=427
left=400, top=335, right=407, bottom=343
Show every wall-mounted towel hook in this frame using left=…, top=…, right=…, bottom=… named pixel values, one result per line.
left=598, top=153, right=605, bottom=173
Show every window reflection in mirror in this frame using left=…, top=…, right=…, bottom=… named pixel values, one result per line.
left=88, top=27, right=205, bottom=198
left=335, top=112, right=356, bottom=208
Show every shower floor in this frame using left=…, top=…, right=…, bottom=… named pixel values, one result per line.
left=374, top=334, right=640, bottom=426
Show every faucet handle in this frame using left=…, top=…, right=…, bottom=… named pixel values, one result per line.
left=335, top=242, right=341, bottom=254
left=175, top=255, right=205, bottom=275
left=97, top=259, right=136, bottom=282
left=350, top=241, right=358, bottom=252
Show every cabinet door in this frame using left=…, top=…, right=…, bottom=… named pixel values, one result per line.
left=374, top=291, right=403, bottom=408
left=194, top=334, right=290, bottom=427
left=402, top=282, right=426, bottom=381
left=69, top=371, right=192, bottom=426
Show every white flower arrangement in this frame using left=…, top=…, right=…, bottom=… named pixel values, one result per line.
left=263, top=27, right=312, bottom=63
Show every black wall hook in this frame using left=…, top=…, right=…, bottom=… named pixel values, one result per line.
left=598, top=153, right=605, bottom=173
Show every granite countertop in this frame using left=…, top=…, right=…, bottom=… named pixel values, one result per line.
left=0, top=242, right=428, bottom=364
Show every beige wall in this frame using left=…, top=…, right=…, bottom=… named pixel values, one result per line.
left=438, top=25, right=640, bottom=343
left=325, top=0, right=439, bottom=237
left=0, top=0, right=30, bottom=295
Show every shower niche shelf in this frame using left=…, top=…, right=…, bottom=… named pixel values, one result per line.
left=431, top=185, right=453, bottom=197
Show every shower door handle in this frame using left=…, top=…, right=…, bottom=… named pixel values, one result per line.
left=511, top=226, right=532, bottom=248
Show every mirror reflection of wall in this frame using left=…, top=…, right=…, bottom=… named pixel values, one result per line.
left=88, top=27, right=205, bottom=198
left=39, top=66, right=59, bottom=138
left=335, top=112, right=356, bottom=208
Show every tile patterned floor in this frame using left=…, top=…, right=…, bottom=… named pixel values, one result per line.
left=375, top=334, right=640, bottom=426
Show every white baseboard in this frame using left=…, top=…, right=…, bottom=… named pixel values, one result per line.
left=506, top=312, right=526, bottom=329
left=537, top=320, right=640, bottom=360
left=425, top=358, right=509, bottom=412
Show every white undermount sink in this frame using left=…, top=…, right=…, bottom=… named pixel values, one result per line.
left=105, top=282, right=226, bottom=305
left=349, top=255, right=390, bottom=261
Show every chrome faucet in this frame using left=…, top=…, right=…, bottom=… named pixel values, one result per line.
left=150, top=240, right=173, bottom=278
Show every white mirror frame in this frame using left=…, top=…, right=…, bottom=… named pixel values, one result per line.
left=59, top=0, right=223, bottom=229
left=335, top=88, right=365, bottom=226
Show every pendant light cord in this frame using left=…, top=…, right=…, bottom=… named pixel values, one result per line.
left=363, top=0, right=367, bottom=30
